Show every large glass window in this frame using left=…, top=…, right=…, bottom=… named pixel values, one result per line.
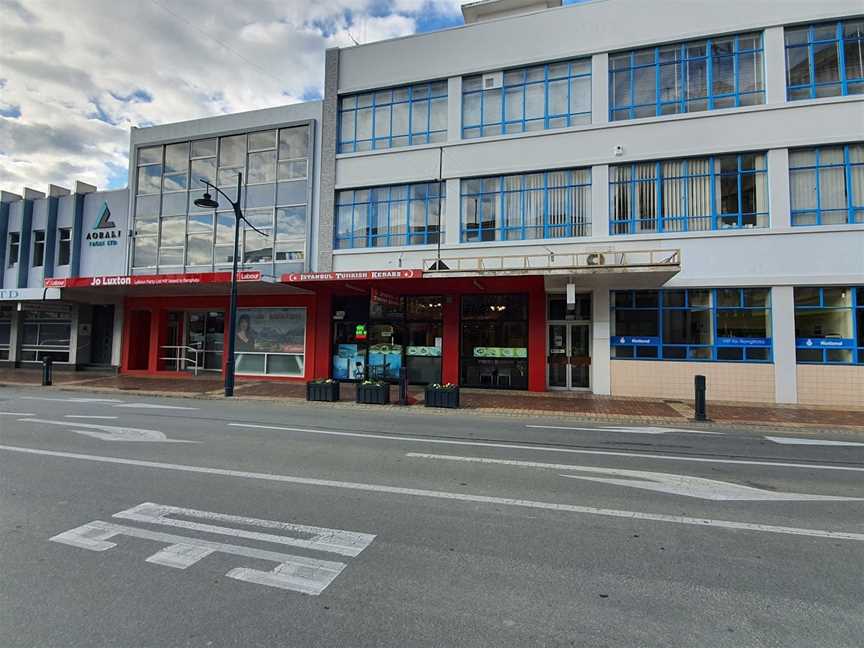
left=789, top=143, right=864, bottom=226
left=786, top=19, right=864, bottom=100
left=461, top=295, right=529, bottom=389
left=338, top=81, right=447, bottom=153
left=335, top=182, right=444, bottom=249
left=462, top=58, right=591, bottom=138
left=20, top=308, right=72, bottom=363
left=611, top=288, right=772, bottom=362
left=610, top=32, right=764, bottom=121
left=133, top=124, right=310, bottom=270
left=461, top=169, right=591, bottom=242
left=610, top=153, right=768, bottom=234
left=794, top=287, right=862, bottom=364
left=0, top=306, right=12, bottom=360
left=234, top=307, right=306, bottom=376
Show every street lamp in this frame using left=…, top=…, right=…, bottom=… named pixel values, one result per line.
left=194, top=172, right=267, bottom=397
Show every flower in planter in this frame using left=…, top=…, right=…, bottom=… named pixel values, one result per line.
left=428, top=383, right=458, bottom=390
left=361, top=380, right=388, bottom=387
left=310, top=378, right=337, bottom=384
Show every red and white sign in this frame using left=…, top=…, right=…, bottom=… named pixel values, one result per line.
left=45, top=271, right=262, bottom=289
left=282, top=269, right=422, bottom=283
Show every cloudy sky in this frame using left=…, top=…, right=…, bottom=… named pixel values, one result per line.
left=0, top=0, right=476, bottom=195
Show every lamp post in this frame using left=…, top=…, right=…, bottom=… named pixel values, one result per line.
left=194, top=173, right=266, bottom=397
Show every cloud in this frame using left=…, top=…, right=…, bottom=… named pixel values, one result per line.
left=0, top=0, right=463, bottom=194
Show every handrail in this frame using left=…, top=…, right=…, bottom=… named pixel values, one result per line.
left=159, top=345, right=203, bottom=376
left=421, top=249, right=680, bottom=274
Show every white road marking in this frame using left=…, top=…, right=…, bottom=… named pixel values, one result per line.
left=526, top=424, right=722, bottom=435
left=18, top=418, right=194, bottom=443
left=113, top=502, right=375, bottom=557
left=20, top=396, right=124, bottom=403
left=765, top=436, right=864, bottom=447
left=403, top=453, right=861, bottom=502
left=50, top=520, right=347, bottom=595
left=65, top=415, right=119, bottom=420
left=0, top=412, right=36, bottom=416
left=6, top=444, right=864, bottom=542
left=113, top=403, right=198, bottom=411
left=227, top=423, right=864, bottom=473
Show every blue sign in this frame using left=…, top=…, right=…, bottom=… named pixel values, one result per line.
left=796, top=338, right=855, bottom=349
left=613, top=336, right=660, bottom=346
left=717, top=337, right=772, bottom=347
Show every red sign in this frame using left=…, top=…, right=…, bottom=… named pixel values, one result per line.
left=45, top=271, right=262, bottom=289
left=282, top=269, right=422, bottom=282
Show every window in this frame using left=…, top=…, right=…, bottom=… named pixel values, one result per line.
left=20, top=308, right=72, bottom=363
left=461, top=168, right=591, bottom=242
left=338, top=81, right=447, bottom=153
left=610, top=32, right=764, bottom=121
left=32, top=230, right=45, bottom=267
left=462, top=59, right=591, bottom=138
left=7, top=232, right=19, bottom=267
left=611, top=288, right=772, bottom=362
left=610, top=153, right=768, bottom=234
left=0, top=306, right=11, bottom=360
left=132, top=125, right=310, bottom=269
left=58, top=228, right=71, bottom=266
left=789, top=143, right=864, bottom=225
left=234, top=307, right=306, bottom=376
left=794, top=287, right=862, bottom=364
left=335, top=182, right=444, bottom=249
left=786, top=19, right=864, bottom=100
left=461, top=295, right=529, bottom=389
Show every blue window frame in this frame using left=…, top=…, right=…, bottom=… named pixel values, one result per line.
left=609, top=32, right=764, bottom=121
left=335, top=182, right=444, bottom=249
left=609, top=153, right=768, bottom=235
left=462, top=59, right=591, bottom=139
left=789, top=143, right=864, bottom=226
left=785, top=19, right=864, bottom=100
left=611, top=288, right=773, bottom=363
left=460, top=169, right=591, bottom=242
left=794, top=287, right=863, bottom=364
left=338, top=81, right=448, bottom=153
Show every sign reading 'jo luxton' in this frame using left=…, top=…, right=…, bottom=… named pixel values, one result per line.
left=282, top=269, right=422, bottom=282
left=45, top=271, right=261, bottom=289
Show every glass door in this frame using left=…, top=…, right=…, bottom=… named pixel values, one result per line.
left=185, top=311, right=225, bottom=371
left=569, top=323, right=591, bottom=389
left=548, top=324, right=569, bottom=388
left=547, top=323, right=591, bottom=389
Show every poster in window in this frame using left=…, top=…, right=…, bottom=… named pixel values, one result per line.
left=235, top=308, right=306, bottom=375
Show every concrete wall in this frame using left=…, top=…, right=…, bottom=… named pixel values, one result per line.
left=797, top=365, right=864, bottom=409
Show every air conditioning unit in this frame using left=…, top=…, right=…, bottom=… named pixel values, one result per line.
left=586, top=253, right=606, bottom=266
left=482, top=71, right=503, bottom=90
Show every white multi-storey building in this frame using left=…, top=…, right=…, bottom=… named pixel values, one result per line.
left=309, top=0, right=864, bottom=406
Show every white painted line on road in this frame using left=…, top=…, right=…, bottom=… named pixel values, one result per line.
left=113, top=502, right=375, bottom=557
left=227, top=423, right=864, bottom=473
left=403, top=453, right=861, bottom=502
left=7, top=444, right=864, bottom=542
left=18, top=418, right=195, bottom=443
left=65, top=415, right=119, bottom=420
left=765, top=436, right=864, bottom=447
left=50, top=520, right=347, bottom=595
left=0, top=412, right=36, bottom=416
left=21, top=396, right=124, bottom=403
left=527, top=425, right=722, bottom=435
left=113, top=403, right=198, bottom=411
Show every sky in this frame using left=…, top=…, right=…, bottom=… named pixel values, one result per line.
left=0, top=0, right=470, bottom=195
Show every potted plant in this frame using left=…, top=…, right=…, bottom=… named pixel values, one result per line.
left=425, top=383, right=460, bottom=409
left=306, top=378, right=340, bottom=402
left=356, top=380, right=390, bottom=405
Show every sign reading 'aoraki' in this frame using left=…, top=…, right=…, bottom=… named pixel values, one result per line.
left=87, top=202, right=122, bottom=248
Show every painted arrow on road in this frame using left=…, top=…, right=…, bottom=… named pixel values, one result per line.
left=18, top=418, right=195, bottom=443
left=408, top=452, right=863, bottom=502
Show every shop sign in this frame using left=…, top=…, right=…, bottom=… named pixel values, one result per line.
left=716, top=337, right=772, bottom=347
left=0, top=287, right=61, bottom=301
left=355, top=324, right=368, bottom=340
left=45, top=271, right=261, bottom=289
left=407, top=346, right=441, bottom=357
left=86, top=202, right=123, bottom=248
left=796, top=337, right=855, bottom=349
left=473, top=347, right=527, bottom=358
left=282, top=269, right=422, bottom=282
left=371, top=287, right=401, bottom=307
left=614, top=336, right=660, bottom=346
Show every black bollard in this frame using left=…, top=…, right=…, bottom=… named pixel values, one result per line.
left=42, top=356, right=53, bottom=387
left=694, top=374, right=707, bottom=421
left=399, top=366, right=408, bottom=406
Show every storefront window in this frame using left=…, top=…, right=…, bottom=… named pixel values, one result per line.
left=611, top=288, right=771, bottom=362
left=234, top=308, right=306, bottom=376
left=794, top=287, right=859, bottom=364
left=461, top=295, right=529, bottom=389
left=0, top=306, right=11, bottom=360
left=20, top=308, right=72, bottom=363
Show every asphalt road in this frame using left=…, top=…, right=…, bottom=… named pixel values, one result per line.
left=1, top=385, right=863, bottom=648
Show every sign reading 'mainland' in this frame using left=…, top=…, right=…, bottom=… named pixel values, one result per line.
left=45, top=271, right=262, bottom=289
left=282, top=269, right=422, bottom=282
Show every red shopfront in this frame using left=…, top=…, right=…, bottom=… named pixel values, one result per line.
left=282, top=271, right=548, bottom=392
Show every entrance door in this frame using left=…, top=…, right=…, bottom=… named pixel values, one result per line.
left=547, top=323, right=591, bottom=389
left=90, top=305, right=115, bottom=366
left=185, top=311, right=225, bottom=371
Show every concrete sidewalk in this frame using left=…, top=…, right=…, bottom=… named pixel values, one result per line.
left=0, top=369, right=859, bottom=432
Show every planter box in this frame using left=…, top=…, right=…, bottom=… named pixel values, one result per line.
left=356, top=383, right=390, bottom=405
left=425, top=387, right=460, bottom=409
left=306, top=381, right=340, bottom=402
